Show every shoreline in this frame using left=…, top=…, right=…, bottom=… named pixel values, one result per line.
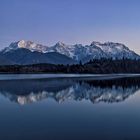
left=0, top=73, right=140, bottom=81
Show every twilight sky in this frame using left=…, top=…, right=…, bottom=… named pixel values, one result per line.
left=0, top=0, right=140, bottom=53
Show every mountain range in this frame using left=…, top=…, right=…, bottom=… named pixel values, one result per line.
left=0, top=40, right=140, bottom=65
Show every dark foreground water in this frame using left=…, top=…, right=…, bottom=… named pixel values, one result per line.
left=0, top=75, right=140, bottom=140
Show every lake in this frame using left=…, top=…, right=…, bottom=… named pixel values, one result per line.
left=0, top=74, right=140, bottom=140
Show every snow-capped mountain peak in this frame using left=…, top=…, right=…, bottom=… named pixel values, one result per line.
left=55, top=41, right=66, bottom=47
left=89, top=41, right=139, bottom=60
left=2, top=40, right=49, bottom=53
left=17, top=40, right=27, bottom=48
left=90, top=41, right=102, bottom=46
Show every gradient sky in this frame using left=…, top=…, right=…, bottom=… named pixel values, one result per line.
left=1, top=0, right=140, bottom=53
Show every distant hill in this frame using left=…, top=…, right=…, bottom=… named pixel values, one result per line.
left=0, top=55, right=14, bottom=65
left=0, top=48, right=77, bottom=65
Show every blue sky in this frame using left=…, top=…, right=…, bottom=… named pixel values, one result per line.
left=1, top=0, right=140, bottom=53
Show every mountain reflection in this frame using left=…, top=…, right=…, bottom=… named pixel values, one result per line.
left=0, top=77, right=140, bottom=105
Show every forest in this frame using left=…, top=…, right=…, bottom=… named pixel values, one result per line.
left=0, top=59, right=140, bottom=74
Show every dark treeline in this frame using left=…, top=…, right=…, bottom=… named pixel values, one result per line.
left=0, top=59, right=140, bottom=74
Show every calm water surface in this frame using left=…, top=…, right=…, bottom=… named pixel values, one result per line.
left=0, top=75, right=140, bottom=140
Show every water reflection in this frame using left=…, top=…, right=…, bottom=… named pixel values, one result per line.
left=0, top=77, right=140, bottom=105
